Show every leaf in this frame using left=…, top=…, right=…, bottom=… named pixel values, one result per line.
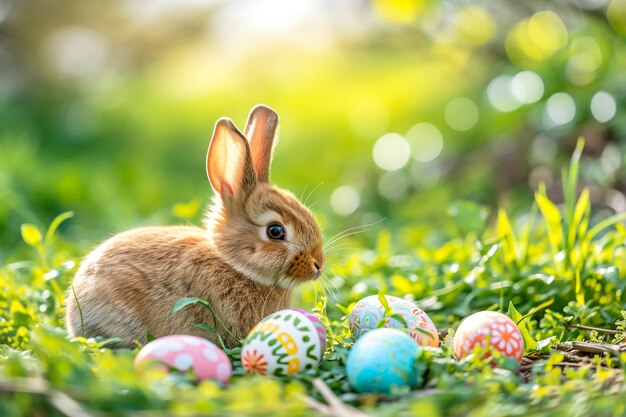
left=519, top=203, right=538, bottom=264
left=45, top=211, right=74, bottom=244
left=571, top=189, right=590, bottom=242
left=574, top=270, right=585, bottom=305
left=389, top=313, right=408, bottom=327
left=172, top=297, right=210, bottom=314
left=525, top=298, right=554, bottom=318
left=508, top=301, right=537, bottom=352
left=377, top=291, right=390, bottom=314
left=21, top=224, right=42, bottom=247
left=564, top=138, right=585, bottom=228
left=496, top=208, right=517, bottom=266
left=195, top=323, right=218, bottom=334
left=96, top=337, right=121, bottom=348
left=586, top=212, right=626, bottom=242
left=448, top=200, right=489, bottom=233
left=146, top=333, right=156, bottom=342
left=535, top=336, right=557, bottom=354
left=411, top=326, right=435, bottom=339
left=535, top=190, right=563, bottom=258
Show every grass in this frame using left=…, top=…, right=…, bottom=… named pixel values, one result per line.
left=1, top=140, right=625, bottom=417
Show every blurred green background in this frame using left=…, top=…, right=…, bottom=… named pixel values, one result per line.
left=1, top=0, right=625, bottom=258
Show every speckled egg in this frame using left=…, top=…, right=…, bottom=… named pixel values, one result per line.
left=242, top=308, right=325, bottom=377
left=349, top=294, right=439, bottom=347
left=135, top=335, right=232, bottom=383
left=346, top=328, right=421, bottom=393
left=453, top=311, right=524, bottom=363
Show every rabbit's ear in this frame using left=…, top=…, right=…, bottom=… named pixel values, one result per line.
left=207, top=118, right=257, bottom=200
left=244, top=104, right=278, bottom=183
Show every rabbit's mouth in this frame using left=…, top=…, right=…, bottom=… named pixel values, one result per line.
left=285, top=251, right=324, bottom=282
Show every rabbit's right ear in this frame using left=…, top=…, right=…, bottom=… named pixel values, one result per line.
left=207, top=118, right=257, bottom=202
left=244, top=104, right=278, bottom=183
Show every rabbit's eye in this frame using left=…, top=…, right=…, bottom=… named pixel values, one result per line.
left=266, top=223, right=286, bottom=241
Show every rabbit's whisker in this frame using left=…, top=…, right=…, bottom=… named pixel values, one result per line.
left=324, top=243, right=357, bottom=255
left=299, top=183, right=309, bottom=202
left=319, top=276, right=338, bottom=300
left=323, top=218, right=385, bottom=250
left=303, top=181, right=325, bottom=207
left=260, top=281, right=281, bottom=319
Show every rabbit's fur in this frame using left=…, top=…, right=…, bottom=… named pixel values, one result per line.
left=66, top=105, right=325, bottom=348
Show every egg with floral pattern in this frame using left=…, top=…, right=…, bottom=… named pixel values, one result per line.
left=241, top=309, right=325, bottom=377
left=349, top=295, right=439, bottom=347
left=453, top=311, right=524, bottom=363
left=135, top=335, right=232, bottom=383
left=346, top=328, right=422, bottom=393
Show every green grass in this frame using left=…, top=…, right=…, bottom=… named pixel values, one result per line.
left=1, top=142, right=625, bottom=417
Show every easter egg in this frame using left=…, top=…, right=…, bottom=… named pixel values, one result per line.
left=349, top=294, right=439, bottom=347
left=346, top=328, right=421, bottom=393
left=241, top=308, right=325, bottom=377
left=453, top=311, right=524, bottom=363
left=135, top=335, right=232, bottom=383
left=291, top=308, right=327, bottom=355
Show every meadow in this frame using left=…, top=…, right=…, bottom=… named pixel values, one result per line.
left=1, top=0, right=626, bottom=416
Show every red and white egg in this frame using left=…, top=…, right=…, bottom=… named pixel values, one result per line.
left=453, top=311, right=524, bottom=363
left=135, top=335, right=232, bottom=384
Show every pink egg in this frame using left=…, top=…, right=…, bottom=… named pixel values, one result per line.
left=290, top=308, right=327, bottom=355
left=453, top=311, right=524, bottom=363
left=135, top=335, right=232, bottom=384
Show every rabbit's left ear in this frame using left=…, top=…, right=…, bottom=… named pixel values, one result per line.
left=244, top=104, right=278, bottom=183
left=207, top=118, right=257, bottom=202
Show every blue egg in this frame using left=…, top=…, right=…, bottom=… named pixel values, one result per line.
left=346, top=328, right=421, bottom=393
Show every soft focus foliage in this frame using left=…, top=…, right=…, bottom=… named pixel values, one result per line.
left=1, top=0, right=626, bottom=416
left=1, top=0, right=625, bottom=252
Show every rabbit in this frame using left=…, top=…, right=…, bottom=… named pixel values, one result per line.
left=65, top=104, right=326, bottom=348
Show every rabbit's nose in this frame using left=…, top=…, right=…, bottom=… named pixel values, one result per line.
left=312, top=246, right=325, bottom=271
left=313, top=261, right=322, bottom=278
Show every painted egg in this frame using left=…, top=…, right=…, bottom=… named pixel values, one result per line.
left=290, top=308, right=327, bottom=355
left=346, top=328, right=421, bottom=393
left=242, top=308, right=325, bottom=377
left=349, top=294, right=439, bottom=347
left=453, top=311, right=524, bottom=363
left=135, top=335, right=232, bottom=383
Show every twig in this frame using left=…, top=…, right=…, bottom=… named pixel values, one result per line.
left=49, top=391, right=96, bottom=417
left=302, top=378, right=370, bottom=417
left=571, top=341, right=622, bottom=357
left=0, top=377, right=96, bottom=417
left=565, top=323, right=624, bottom=335
left=302, top=395, right=334, bottom=415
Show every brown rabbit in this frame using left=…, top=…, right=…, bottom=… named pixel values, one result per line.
left=65, top=105, right=325, bottom=348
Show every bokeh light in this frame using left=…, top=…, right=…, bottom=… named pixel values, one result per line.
left=590, top=91, right=617, bottom=123
left=378, top=171, right=408, bottom=200
left=46, top=27, right=109, bottom=79
left=373, top=0, right=427, bottom=23
left=505, top=11, right=568, bottom=67
left=487, top=76, right=521, bottom=112
left=405, top=123, right=444, bottom=162
left=566, top=37, right=603, bottom=86
left=330, top=185, right=361, bottom=216
left=444, top=97, right=479, bottom=131
left=607, top=0, right=626, bottom=35
left=373, top=133, right=411, bottom=171
left=454, top=6, right=496, bottom=46
left=545, top=93, right=576, bottom=127
left=510, top=71, right=544, bottom=104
